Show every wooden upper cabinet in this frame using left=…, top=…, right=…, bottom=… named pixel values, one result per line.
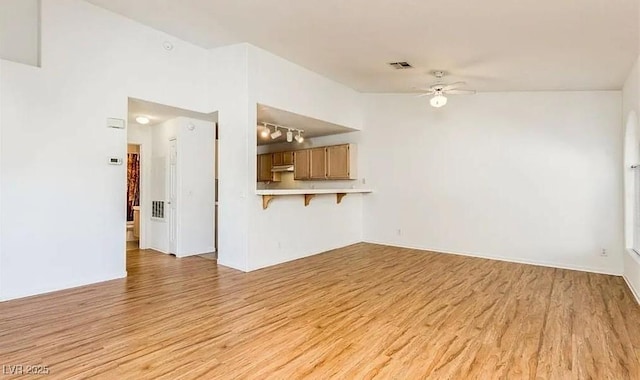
left=294, top=150, right=310, bottom=180
left=257, top=154, right=272, bottom=181
left=260, top=144, right=357, bottom=182
left=273, top=151, right=294, bottom=166
left=272, top=152, right=283, bottom=166
left=283, top=151, right=294, bottom=165
left=257, top=153, right=280, bottom=182
left=309, top=147, right=327, bottom=180
left=327, top=144, right=358, bottom=180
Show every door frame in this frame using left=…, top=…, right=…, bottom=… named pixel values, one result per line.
left=168, top=138, right=178, bottom=255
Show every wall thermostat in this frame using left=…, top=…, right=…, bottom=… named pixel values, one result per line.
left=108, top=157, right=123, bottom=165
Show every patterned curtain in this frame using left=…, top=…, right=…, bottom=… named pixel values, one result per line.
left=127, top=153, right=140, bottom=221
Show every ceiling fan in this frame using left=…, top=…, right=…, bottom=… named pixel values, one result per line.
left=415, top=71, right=476, bottom=108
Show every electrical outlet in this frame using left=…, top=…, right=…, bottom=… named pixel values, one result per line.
left=600, top=249, right=608, bottom=257
left=362, top=178, right=366, bottom=185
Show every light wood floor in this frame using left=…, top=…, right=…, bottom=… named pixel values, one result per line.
left=125, top=240, right=139, bottom=251
left=1, top=243, right=639, bottom=379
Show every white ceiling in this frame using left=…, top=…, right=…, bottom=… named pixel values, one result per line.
left=128, top=98, right=217, bottom=127
left=89, top=0, right=639, bottom=92
left=257, top=104, right=356, bottom=145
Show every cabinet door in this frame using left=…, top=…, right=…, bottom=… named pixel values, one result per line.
left=283, top=151, right=294, bottom=165
left=256, top=155, right=261, bottom=181
left=258, top=154, right=273, bottom=181
left=272, top=152, right=284, bottom=166
left=326, top=144, right=350, bottom=179
left=309, top=147, right=327, bottom=180
left=294, top=150, right=310, bottom=180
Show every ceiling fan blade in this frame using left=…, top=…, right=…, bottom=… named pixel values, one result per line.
left=446, top=89, right=476, bottom=95
left=416, top=92, right=434, bottom=97
left=441, top=81, right=467, bottom=91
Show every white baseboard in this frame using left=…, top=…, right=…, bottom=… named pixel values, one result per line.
left=1, top=271, right=127, bottom=302
left=217, top=259, right=247, bottom=272
left=147, top=246, right=169, bottom=254
left=364, top=241, right=622, bottom=276
left=176, top=250, right=215, bottom=258
left=623, top=275, right=640, bottom=305
left=247, top=240, right=362, bottom=272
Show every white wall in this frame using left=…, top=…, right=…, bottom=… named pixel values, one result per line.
left=249, top=46, right=363, bottom=131
left=362, top=91, right=624, bottom=275
left=0, top=0, right=217, bottom=300
left=623, top=55, right=640, bottom=303
left=0, top=61, right=3, bottom=293
left=249, top=194, right=364, bottom=270
left=174, top=117, right=215, bottom=257
left=247, top=45, right=365, bottom=270
left=0, top=0, right=40, bottom=66
left=208, top=43, right=251, bottom=271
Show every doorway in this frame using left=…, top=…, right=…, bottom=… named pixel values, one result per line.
left=126, top=97, right=218, bottom=266
left=126, top=143, right=141, bottom=251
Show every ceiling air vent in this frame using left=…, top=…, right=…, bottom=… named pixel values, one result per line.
left=388, top=61, right=413, bottom=70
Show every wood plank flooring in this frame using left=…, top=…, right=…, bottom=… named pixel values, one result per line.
left=0, top=243, right=639, bottom=379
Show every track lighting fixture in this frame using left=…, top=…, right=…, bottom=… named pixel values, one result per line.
left=259, top=122, right=305, bottom=143
left=270, top=126, right=282, bottom=139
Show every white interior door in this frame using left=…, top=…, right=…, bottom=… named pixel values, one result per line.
left=168, top=139, right=178, bottom=254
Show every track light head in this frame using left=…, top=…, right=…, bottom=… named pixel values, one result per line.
left=260, top=124, right=270, bottom=138
left=286, top=129, right=293, bottom=142
left=270, top=127, right=282, bottom=139
left=294, top=131, right=304, bottom=143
